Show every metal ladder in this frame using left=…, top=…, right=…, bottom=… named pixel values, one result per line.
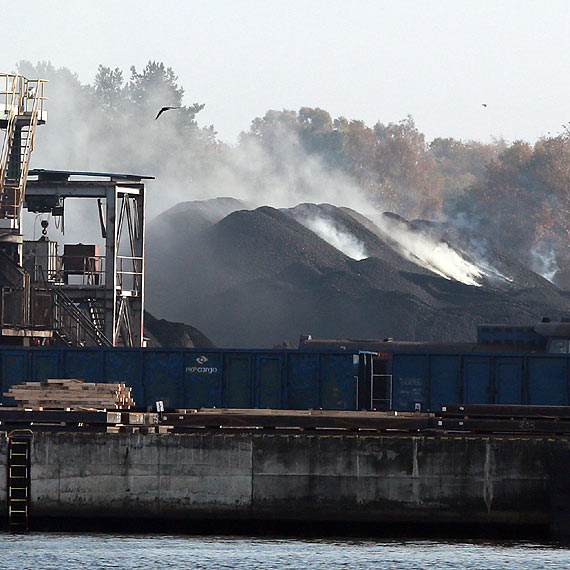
left=7, top=430, right=32, bottom=532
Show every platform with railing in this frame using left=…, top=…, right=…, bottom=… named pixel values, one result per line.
left=0, top=73, right=47, bottom=126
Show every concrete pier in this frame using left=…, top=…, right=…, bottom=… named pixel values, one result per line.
left=1, top=431, right=567, bottom=535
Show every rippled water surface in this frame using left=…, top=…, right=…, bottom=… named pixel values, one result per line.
left=1, top=534, right=570, bottom=570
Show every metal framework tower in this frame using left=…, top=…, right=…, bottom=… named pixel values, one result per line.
left=0, top=73, right=151, bottom=347
left=26, top=170, right=149, bottom=347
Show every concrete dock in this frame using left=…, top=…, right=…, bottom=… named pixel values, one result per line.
left=2, top=429, right=568, bottom=536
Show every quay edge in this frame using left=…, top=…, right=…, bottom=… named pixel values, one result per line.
left=2, top=430, right=570, bottom=538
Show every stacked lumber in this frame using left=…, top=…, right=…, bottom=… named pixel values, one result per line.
left=3, top=379, right=134, bottom=410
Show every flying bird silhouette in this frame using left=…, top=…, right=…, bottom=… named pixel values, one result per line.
left=482, top=103, right=487, bottom=108
left=155, top=106, right=181, bottom=120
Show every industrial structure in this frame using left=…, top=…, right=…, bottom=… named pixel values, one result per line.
left=0, top=73, right=150, bottom=347
left=4, top=73, right=570, bottom=540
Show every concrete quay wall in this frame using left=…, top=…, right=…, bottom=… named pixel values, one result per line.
left=2, top=431, right=567, bottom=531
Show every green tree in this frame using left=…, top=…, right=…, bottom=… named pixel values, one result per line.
left=297, top=107, right=343, bottom=164
left=128, top=61, right=204, bottom=126
left=94, top=65, right=124, bottom=114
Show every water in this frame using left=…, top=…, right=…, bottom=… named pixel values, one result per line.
left=1, top=534, right=570, bottom=570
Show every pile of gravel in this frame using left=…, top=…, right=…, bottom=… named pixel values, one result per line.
left=145, top=198, right=570, bottom=348
left=144, top=311, right=215, bottom=349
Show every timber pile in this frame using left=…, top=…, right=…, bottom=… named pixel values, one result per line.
left=3, top=379, right=134, bottom=410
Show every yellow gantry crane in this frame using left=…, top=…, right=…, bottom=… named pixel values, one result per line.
left=0, top=73, right=47, bottom=262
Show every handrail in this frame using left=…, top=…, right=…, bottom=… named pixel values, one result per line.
left=19, top=86, right=39, bottom=197
left=19, top=80, right=47, bottom=192
left=0, top=74, right=47, bottom=221
left=51, top=286, right=112, bottom=347
left=0, top=75, right=20, bottom=188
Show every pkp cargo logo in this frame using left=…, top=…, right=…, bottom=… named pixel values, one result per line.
left=186, top=355, right=218, bottom=375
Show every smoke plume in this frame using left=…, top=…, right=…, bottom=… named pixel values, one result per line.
left=16, top=61, right=520, bottom=290
left=298, top=215, right=368, bottom=261
left=530, top=241, right=559, bottom=283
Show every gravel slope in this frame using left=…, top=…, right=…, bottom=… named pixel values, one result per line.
left=146, top=199, right=570, bottom=347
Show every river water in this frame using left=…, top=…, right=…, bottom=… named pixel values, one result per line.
left=1, top=534, right=570, bottom=570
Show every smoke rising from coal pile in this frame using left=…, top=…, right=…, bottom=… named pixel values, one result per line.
left=19, top=61, right=389, bottom=273
left=19, top=61, right=570, bottom=278
left=19, top=62, right=372, bottom=224
left=288, top=205, right=368, bottom=261
left=301, top=216, right=368, bottom=261
left=19, top=63, right=503, bottom=289
left=17, top=61, right=570, bottom=347
left=375, top=214, right=487, bottom=286
left=530, top=241, right=560, bottom=283
left=146, top=197, right=570, bottom=348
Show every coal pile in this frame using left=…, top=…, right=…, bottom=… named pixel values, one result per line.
left=144, top=311, right=215, bottom=349
left=146, top=198, right=570, bottom=348
left=406, top=216, right=554, bottom=290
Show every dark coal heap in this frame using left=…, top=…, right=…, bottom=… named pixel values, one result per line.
left=144, top=311, right=215, bottom=349
left=146, top=198, right=570, bottom=348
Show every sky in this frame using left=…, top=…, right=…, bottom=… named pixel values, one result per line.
left=2, top=0, right=570, bottom=144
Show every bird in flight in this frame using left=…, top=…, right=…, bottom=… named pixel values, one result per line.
left=481, top=103, right=487, bottom=108
left=155, top=106, right=181, bottom=120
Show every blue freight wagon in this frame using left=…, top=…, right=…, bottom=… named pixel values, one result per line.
left=309, top=319, right=570, bottom=411
left=0, top=348, right=359, bottom=411
left=2, top=320, right=570, bottom=412
left=358, top=351, right=570, bottom=412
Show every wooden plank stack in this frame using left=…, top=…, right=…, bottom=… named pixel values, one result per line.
left=3, top=379, right=135, bottom=410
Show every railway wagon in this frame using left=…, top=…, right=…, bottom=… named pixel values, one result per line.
left=0, top=347, right=359, bottom=410
left=0, top=345, right=570, bottom=411
left=359, top=351, right=570, bottom=412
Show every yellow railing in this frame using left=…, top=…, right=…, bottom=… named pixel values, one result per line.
left=0, top=74, right=47, bottom=119
left=0, top=75, right=20, bottom=191
left=0, top=74, right=47, bottom=220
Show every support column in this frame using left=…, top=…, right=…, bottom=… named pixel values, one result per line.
left=133, top=187, right=145, bottom=346
left=104, top=185, right=117, bottom=345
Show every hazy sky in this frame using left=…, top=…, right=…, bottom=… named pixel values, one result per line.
left=3, top=0, right=569, bottom=144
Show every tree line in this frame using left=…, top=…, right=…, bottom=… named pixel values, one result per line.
left=16, top=60, right=570, bottom=285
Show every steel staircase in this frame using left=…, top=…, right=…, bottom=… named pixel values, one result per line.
left=52, top=287, right=112, bottom=347
left=87, top=298, right=106, bottom=331
left=0, top=74, right=46, bottom=225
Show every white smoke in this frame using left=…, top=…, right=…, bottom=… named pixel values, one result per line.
left=530, top=241, right=559, bottom=282
left=301, top=216, right=367, bottom=260
left=18, top=62, right=513, bottom=289
left=207, top=124, right=373, bottom=214
left=446, top=213, right=513, bottom=283
left=391, top=231, right=483, bottom=285
left=367, top=214, right=486, bottom=286
left=21, top=63, right=374, bottom=223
